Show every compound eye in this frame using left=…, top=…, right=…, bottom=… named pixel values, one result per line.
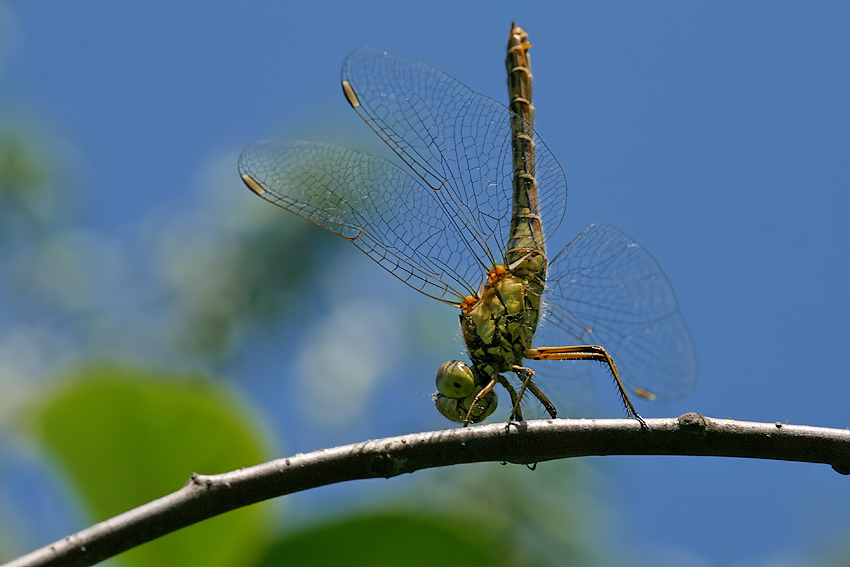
left=435, top=360, right=475, bottom=398
left=434, top=394, right=464, bottom=423
left=462, top=389, right=498, bottom=423
left=434, top=389, right=498, bottom=424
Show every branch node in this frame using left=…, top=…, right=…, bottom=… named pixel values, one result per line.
left=677, top=412, right=708, bottom=431
left=831, top=461, right=850, bottom=476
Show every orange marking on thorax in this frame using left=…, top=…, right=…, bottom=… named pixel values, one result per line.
left=460, top=265, right=511, bottom=315
left=460, top=295, right=478, bottom=313
left=486, top=265, right=509, bottom=285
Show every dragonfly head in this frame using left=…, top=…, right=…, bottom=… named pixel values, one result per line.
left=433, top=360, right=497, bottom=423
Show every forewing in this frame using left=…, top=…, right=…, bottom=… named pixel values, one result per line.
left=538, top=223, right=697, bottom=400
left=341, top=47, right=568, bottom=271
left=239, top=140, right=484, bottom=303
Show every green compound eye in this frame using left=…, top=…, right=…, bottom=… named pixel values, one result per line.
left=434, top=394, right=464, bottom=423
left=435, top=388, right=498, bottom=423
left=435, top=360, right=476, bottom=398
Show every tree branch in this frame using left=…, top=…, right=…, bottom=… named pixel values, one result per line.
left=5, top=413, right=850, bottom=567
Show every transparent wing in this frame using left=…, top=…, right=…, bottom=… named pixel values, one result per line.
left=522, top=309, right=597, bottom=418
left=239, top=140, right=483, bottom=303
left=341, top=47, right=567, bottom=270
left=537, top=223, right=697, bottom=400
left=514, top=364, right=596, bottom=419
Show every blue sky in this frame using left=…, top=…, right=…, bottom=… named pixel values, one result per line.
left=3, top=2, right=850, bottom=565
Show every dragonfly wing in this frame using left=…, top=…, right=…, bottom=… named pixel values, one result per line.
left=518, top=360, right=596, bottom=419
left=539, top=223, right=697, bottom=400
left=341, top=47, right=568, bottom=267
left=239, top=140, right=484, bottom=303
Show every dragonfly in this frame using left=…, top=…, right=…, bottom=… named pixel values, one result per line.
left=238, top=24, right=696, bottom=425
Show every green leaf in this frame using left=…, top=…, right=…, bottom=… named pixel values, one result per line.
left=28, top=363, right=274, bottom=567
left=254, top=510, right=522, bottom=567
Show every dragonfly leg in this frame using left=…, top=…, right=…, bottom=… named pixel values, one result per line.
left=511, top=366, right=557, bottom=419
left=526, top=345, right=647, bottom=428
left=464, top=373, right=523, bottom=424
left=497, top=373, right=523, bottom=422
left=464, top=377, right=498, bottom=425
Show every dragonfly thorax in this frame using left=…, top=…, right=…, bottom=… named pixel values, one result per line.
left=461, top=265, right=544, bottom=372
left=433, top=264, right=545, bottom=423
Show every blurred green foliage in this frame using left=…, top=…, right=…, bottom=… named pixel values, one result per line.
left=255, top=511, right=522, bottom=567
left=162, top=203, right=341, bottom=362
left=27, top=364, right=273, bottom=567
left=0, top=123, right=63, bottom=239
